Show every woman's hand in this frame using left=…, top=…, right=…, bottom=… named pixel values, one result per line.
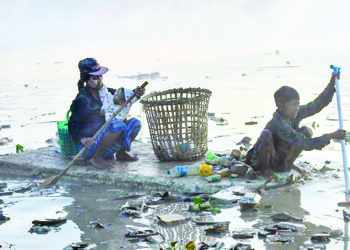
left=135, top=86, right=145, bottom=97
left=81, top=137, right=95, bottom=149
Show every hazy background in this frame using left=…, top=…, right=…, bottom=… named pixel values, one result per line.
left=1, top=0, right=350, bottom=155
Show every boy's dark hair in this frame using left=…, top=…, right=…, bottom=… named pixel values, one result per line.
left=274, top=86, right=300, bottom=104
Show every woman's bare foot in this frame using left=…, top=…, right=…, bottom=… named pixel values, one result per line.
left=91, top=155, right=113, bottom=169
left=115, top=150, right=139, bottom=161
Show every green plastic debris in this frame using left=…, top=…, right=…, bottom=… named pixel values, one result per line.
left=193, top=196, right=204, bottom=205
left=206, top=152, right=218, bottom=160
left=273, top=173, right=284, bottom=182
left=311, top=121, right=319, bottom=129
left=161, top=241, right=178, bottom=250
left=16, top=144, right=24, bottom=153
left=189, top=196, right=221, bottom=214
left=189, top=204, right=200, bottom=212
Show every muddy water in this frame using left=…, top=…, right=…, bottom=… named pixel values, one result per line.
left=1, top=64, right=350, bottom=249
left=0, top=176, right=349, bottom=249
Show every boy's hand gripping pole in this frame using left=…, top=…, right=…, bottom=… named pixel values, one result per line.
left=331, top=65, right=350, bottom=194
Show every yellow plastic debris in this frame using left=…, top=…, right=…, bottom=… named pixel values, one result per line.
left=199, top=164, right=212, bottom=176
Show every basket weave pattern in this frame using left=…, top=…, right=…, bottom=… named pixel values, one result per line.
left=141, top=88, right=211, bottom=161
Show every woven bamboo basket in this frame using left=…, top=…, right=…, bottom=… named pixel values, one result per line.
left=141, top=88, right=212, bottom=161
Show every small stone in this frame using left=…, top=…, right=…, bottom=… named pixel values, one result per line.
left=232, top=230, right=255, bottom=239
left=230, top=149, right=241, bottom=160
left=230, top=162, right=249, bottom=176
left=0, top=211, right=10, bottom=221
left=218, top=156, right=235, bottom=167
left=157, top=214, right=186, bottom=224
left=29, top=225, right=51, bottom=234
left=311, top=233, right=330, bottom=242
left=332, top=174, right=340, bottom=178
left=70, top=242, right=89, bottom=249
left=264, top=227, right=279, bottom=234
left=240, top=193, right=261, bottom=209
left=265, top=235, right=294, bottom=244
left=329, top=229, right=343, bottom=238
left=301, top=242, right=326, bottom=249
left=14, top=184, right=32, bottom=193
left=197, top=242, right=209, bottom=249
left=232, top=243, right=252, bottom=250
left=204, top=222, right=229, bottom=236
left=276, top=222, right=306, bottom=232
left=120, top=209, right=141, bottom=218
left=319, top=165, right=335, bottom=173
left=0, top=191, right=13, bottom=196
left=1, top=125, right=10, bottom=129
left=0, top=243, right=14, bottom=249
left=230, top=174, right=239, bottom=178
left=32, top=217, right=67, bottom=226
left=88, top=221, right=105, bottom=229
left=0, top=138, right=13, bottom=146
left=245, top=121, right=258, bottom=125
left=24, top=84, right=29, bottom=87
left=258, top=230, right=270, bottom=238
left=270, top=212, right=303, bottom=222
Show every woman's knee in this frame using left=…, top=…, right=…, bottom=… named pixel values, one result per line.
left=127, top=118, right=141, bottom=134
left=110, top=120, right=128, bottom=133
left=128, top=118, right=141, bottom=129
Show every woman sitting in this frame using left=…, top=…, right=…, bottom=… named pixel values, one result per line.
left=68, top=58, right=144, bottom=169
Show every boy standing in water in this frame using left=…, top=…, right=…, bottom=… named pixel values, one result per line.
left=246, top=72, right=346, bottom=177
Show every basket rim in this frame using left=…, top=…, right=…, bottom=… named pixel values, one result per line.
left=140, top=87, right=212, bottom=106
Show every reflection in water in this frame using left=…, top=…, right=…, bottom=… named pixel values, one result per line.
left=344, top=194, right=350, bottom=250
left=263, top=187, right=305, bottom=218
left=1, top=177, right=350, bottom=249
left=0, top=179, right=81, bottom=250
left=345, top=221, right=349, bottom=250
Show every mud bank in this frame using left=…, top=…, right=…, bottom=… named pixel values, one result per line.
left=0, top=141, right=266, bottom=194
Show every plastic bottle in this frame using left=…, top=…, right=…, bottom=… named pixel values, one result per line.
left=215, top=168, right=232, bottom=177
left=217, top=156, right=235, bottom=167
left=167, top=164, right=200, bottom=177
left=206, top=175, right=221, bottom=182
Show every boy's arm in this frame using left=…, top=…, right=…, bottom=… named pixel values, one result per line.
left=275, top=120, right=332, bottom=151
left=298, top=74, right=336, bottom=120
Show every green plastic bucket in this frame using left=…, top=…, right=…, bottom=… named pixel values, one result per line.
left=57, top=110, right=78, bottom=158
